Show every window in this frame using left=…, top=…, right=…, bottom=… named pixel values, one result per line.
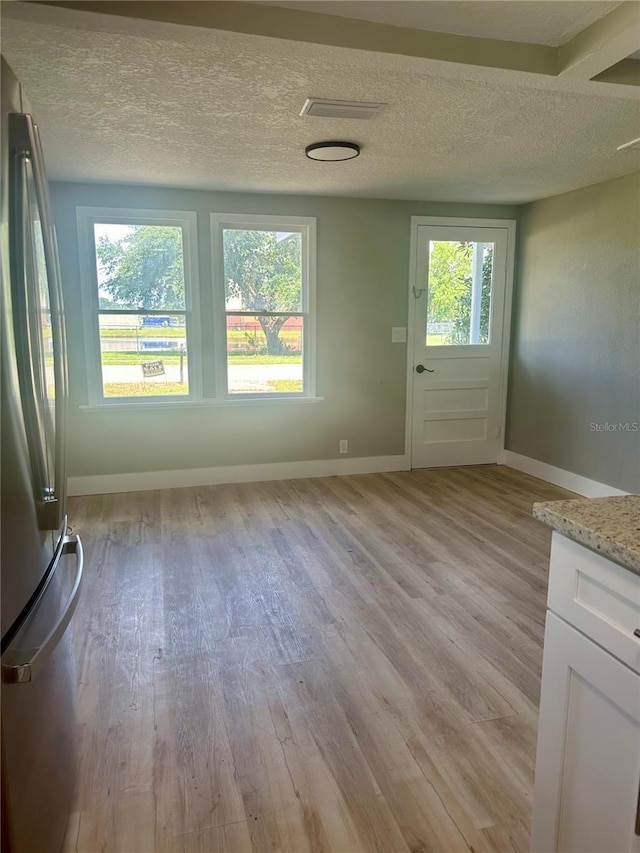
left=211, top=214, right=316, bottom=397
left=77, top=208, right=316, bottom=406
left=77, top=208, right=200, bottom=403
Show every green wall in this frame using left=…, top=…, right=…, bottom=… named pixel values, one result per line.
left=506, top=172, right=640, bottom=492
left=52, top=182, right=518, bottom=479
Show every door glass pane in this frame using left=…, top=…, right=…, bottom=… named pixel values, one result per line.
left=426, top=241, right=494, bottom=346
left=222, top=229, right=303, bottom=311
left=226, top=315, right=303, bottom=394
left=98, top=313, right=189, bottom=397
left=93, top=223, right=186, bottom=310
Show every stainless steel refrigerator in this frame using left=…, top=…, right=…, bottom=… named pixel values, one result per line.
left=1, top=57, right=83, bottom=853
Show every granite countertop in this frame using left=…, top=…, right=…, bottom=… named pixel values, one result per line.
left=533, top=495, right=640, bottom=575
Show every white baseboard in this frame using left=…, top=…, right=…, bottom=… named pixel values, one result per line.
left=500, top=450, right=628, bottom=497
left=67, top=454, right=411, bottom=496
left=67, top=449, right=629, bottom=499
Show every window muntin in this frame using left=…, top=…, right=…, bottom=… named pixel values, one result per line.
left=213, top=215, right=315, bottom=398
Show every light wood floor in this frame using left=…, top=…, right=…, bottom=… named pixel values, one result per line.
left=63, top=465, right=574, bottom=853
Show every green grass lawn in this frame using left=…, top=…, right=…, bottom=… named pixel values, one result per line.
left=228, top=354, right=301, bottom=364
left=103, top=380, right=302, bottom=397
left=101, top=351, right=302, bottom=365
left=265, top=380, right=303, bottom=392
left=103, top=382, right=189, bottom=397
left=101, top=352, right=185, bottom=365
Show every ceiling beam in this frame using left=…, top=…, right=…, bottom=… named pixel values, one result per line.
left=35, top=0, right=557, bottom=77
left=592, top=58, right=640, bottom=87
left=557, top=1, right=640, bottom=81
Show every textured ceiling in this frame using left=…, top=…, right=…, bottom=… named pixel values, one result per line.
left=261, top=1, right=623, bottom=47
left=2, top=2, right=639, bottom=203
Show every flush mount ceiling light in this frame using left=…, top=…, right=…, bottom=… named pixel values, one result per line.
left=305, top=141, right=361, bottom=161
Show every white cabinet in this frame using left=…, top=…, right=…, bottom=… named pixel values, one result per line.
left=546, top=534, right=640, bottom=674
left=532, top=532, right=640, bottom=853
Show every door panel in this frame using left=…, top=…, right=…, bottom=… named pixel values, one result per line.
left=410, top=224, right=510, bottom=469
left=422, top=386, right=488, bottom=412
left=531, top=612, right=640, bottom=853
left=1, top=62, right=55, bottom=639
left=1, top=58, right=76, bottom=853
left=422, top=415, right=487, bottom=443
left=1, top=543, right=81, bottom=853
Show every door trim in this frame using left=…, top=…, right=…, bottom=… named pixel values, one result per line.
left=405, top=216, right=517, bottom=468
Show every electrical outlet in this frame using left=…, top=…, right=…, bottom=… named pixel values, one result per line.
left=391, top=326, right=407, bottom=343
left=339, top=439, right=348, bottom=454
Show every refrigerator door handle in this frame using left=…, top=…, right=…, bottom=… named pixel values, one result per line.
left=10, top=145, right=52, bottom=513
left=30, top=117, right=68, bottom=531
left=9, top=112, right=67, bottom=532
left=1, top=534, right=83, bottom=684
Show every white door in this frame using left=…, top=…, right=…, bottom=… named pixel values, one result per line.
left=409, top=220, right=513, bottom=469
left=531, top=612, right=640, bottom=853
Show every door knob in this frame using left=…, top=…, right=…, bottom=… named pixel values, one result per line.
left=415, top=364, right=435, bottom=374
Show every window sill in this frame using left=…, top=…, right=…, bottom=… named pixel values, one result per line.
left=78, top=396, right=325, bottom=413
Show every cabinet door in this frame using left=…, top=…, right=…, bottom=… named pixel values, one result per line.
left=531, top=613, right=640, bottom=853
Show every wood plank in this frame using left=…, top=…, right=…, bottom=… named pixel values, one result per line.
left=65, top=465, right=574, bottom=852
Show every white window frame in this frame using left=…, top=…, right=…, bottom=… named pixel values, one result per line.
left=76, top=207, right=201, bottom=406
left=210, top=213, right=317, bottom=400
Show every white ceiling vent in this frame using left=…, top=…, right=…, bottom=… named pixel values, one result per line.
left=300, top=98, right=386, bottom=120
